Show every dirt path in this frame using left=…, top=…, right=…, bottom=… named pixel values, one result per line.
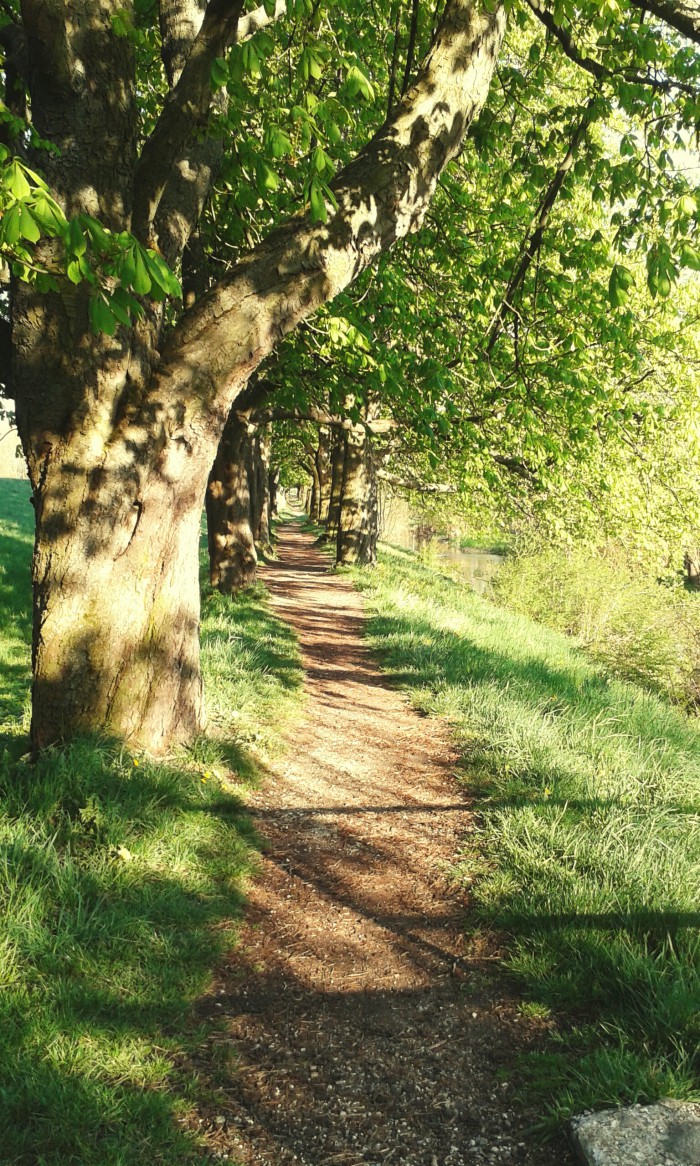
left=196, top=524, right=572, bottom=1166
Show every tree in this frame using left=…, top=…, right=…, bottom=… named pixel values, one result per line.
left=4, top=0, right=700, bottom=753
left=3, top=0, right=505, bottom=752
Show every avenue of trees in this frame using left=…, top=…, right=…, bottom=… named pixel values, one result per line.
left=2, top=0, right=700, bottom=753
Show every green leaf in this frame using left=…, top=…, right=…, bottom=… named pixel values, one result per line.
left=256, top=160, right=280, bottom=193
left=680, top=241, right=700, bottom=270
left=678, top=194, right=696, bottom=217
left=145, top=250, right=182, bottom=298
left=608, top=265, right=632, bottom=308
left=89, top=295, right=118, bottom=336
left=120, top=245, right=137, bottom=288
left=68, top=217, right=87, bottom=257
left=6, top=160, right=31, bottom=200
left=211, top=57, right=229, bottom=89
left=309, top=177, right=327, bottom=223
left=132, top=247, right=152, bottom=295
left=19, top=205, right=40, bottom=243
left=1, top=204, right=21, bottom=246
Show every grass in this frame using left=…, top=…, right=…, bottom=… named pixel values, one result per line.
left=494, top=544, right=700, bottom=708
left=458, top=534, right=511, bottom=554
left=349, top=543, right=700, bottom=1133
left=0, top=478, right=304, bottom=1165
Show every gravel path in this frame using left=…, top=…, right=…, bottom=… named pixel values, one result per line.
left=193, top=523, right=573, bottom=1166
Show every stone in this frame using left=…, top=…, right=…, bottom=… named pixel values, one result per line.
left=569, top=1100, right=700, bottom=1166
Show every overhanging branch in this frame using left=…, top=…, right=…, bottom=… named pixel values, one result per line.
left=155, top=0, right=507, bottom=433
left=484, top=96, right=596, bottom=354
left=257, top=406, right=396, bottom=434
left=526, top=0, right=698, bottom=94
left=377, top=470, right=457, bottom=493
left=627, top=0, right=700, bottom=46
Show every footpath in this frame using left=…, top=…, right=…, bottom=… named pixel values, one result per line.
left=195, top=523, right=572, bottom=1166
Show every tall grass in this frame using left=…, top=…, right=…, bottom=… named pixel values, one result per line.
left=351, top=544, right=700, bottom=1131
left=0, top=479, right=304, bottom=1164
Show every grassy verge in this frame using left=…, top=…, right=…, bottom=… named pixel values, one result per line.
left=0, top=479, right=304, bottom=1165
left=349, top=543, right=700, bottom=1132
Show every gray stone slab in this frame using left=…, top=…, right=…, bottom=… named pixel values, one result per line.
left=569, top=1101, right=700, bottom=1166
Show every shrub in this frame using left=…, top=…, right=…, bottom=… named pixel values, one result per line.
left=493, top=545, right=700, bottom=706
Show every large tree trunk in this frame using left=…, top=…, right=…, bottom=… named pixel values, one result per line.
left=13, top=285, right=211, bottom=751
left=206, top=407, right=258, bottom=595
left=12, top=0, right=505, bottom=751
left=336, top=426, right=379, bottom=566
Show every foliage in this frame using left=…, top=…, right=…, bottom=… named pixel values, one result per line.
left=494, top=543, right=700, bottom=705
left=351, top=544, right=700, bottom=1130
left=0, top=481, right=304, bottom=1164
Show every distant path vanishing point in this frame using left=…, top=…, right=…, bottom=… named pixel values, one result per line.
left=195, top=522, right=573, bottom=1166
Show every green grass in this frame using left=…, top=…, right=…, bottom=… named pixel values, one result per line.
left=458, top=534, right=511, bottom=554
left=350, top=543, right=700, bottom=1132
left=0, top=479, right=304, bottom=1164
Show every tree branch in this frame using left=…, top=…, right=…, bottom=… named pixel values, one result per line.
left=257, top=406, right=395, bottom=434
left=491, top=453, right=538, bottom=481
left=527, top=0, right=699, bottom=94
left=132, top=0, right=246, bottom=243
left=377, top=469, right=456, bottom=493
left=484, top=96, right=596, bottom=354
left=153, top=0, right=507, bottom=441
left=627, top=0, right=700, bottom=45
left=237, top=0, right=286, bottom=42
left=525, top=0, right=606, bottom=78
left=142, top=0, right=290, bottom=251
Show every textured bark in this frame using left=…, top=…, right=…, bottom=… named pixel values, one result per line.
left=336, top=427, right=379, bottom=566
left=325, top=430, right=347, bottom=541
left=207, top=407, right=257, bottom=594
left=307, top=451, right=321, bottom=522
left=627, top=0, right=700, bottom=44
left=252, top=426, right=272, bottom=547
left=316, top=427, right=332, bottom=524
left=12, top=0, right=505, bottom=751
left=269, top=467, right=280, bottom=517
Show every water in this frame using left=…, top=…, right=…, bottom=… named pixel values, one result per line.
left=437, top=547, right=504, bottom=595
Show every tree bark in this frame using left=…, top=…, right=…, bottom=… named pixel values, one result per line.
left=206, top=407, right=258, bottom=595
left=269, top=466, right=280, bottom=517
left=305, top=447, right=321, bottom=521
left=12, top=0, right=505, bottom=751
left=249, top=425, right=272, bottom=548
left=316, top=427, right=332, bottom=524
left=324, top=428, right=346, bottom=541
left=336, top=426, right=379, bottom=566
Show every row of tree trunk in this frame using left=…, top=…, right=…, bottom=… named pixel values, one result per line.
left=205, top=410, right=379, bottom=596
left=306, top=421, right=380, bottom=565
left=206, top=406, right=277, bottom=593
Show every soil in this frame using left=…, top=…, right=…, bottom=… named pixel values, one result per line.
left=192, top=523, right=574, bottom=1166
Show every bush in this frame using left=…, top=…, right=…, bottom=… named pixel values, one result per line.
left=493, top=545, right=700, bottom=706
